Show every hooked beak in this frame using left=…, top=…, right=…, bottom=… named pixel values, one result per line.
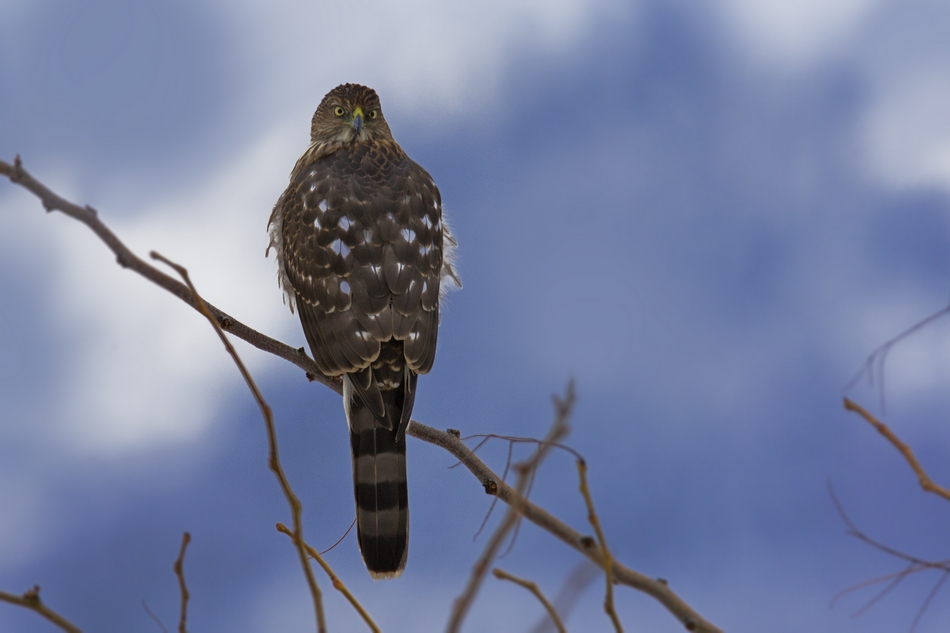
left=351, top=107, right=364, bottom=135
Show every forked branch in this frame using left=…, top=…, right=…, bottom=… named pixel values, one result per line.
left=2, top=157, right=722, bottom=633
left=150, top=251, right=327, bottom=633
left=0, top=157, right=337, bottom=391
left=446, top=385, right=574, bottom=633
left=829, top=483, right=950, bottom=632
left=411, top=421, right=720, bottom=632
left=276, top=523, right=380, bottom=633
left=578, top=459, right=623, bottom=632
left=493, top=568, right=566, bottom=633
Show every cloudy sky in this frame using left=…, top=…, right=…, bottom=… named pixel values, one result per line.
left=4, top=0, right=950, bottom=631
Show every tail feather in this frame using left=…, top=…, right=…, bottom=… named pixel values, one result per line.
left=344, top=372, right=411, bottom=579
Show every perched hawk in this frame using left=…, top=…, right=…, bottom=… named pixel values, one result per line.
left=267, top=84, right=460, bottom=579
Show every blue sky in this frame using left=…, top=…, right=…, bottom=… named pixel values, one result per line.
left=4, top=0, right=950, bottom=631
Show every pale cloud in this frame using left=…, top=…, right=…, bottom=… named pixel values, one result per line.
left=713, top=0, right=882, bottom=66
left=709, top=0, right=950, bottom=406
left=0, top=481, right=46, bottom=567
left=2, top=126, right=304, bottom=454
left=880, top=327, right=950, bottom=396
left=706, top=0, right=950, bottom=194
left=861, top=70, right=950, bottom=190
left=9, top=0, right=950, bottom=460
left=217, top=0, right=632, bottom=119
left=0, top=0, right=631, bottom=458
left=827, top=1, right=950, bottom=193
left=849, top=289, right=950, bottom=405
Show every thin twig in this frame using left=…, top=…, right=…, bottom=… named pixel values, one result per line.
left=2, top=157, right=723, bottom=633
left=445, top=383, right=576, bottom=633
left=844, top=303, right=950, bottom=411
left=276, top=523, right=381, bottom=633
left=463, top=432, right=585, bottom=547
left=471, top=440, right=513, bottom=542
left=150, top=251, right=326, bottom=633
left=528, top=562, right=599, bottom=633
left=0, top=586, right=82, bottom=633
left=319, top=518, right=357, bottom=555
left=173, top=532, right=191, bottom=633
left=493, top=568, right=566, bottom=633
left=829, top=483, right=950, bottom=576
left=409, top=420, right=721, bottom=633
left=843, top=398, right=950, bottom=502
left=459, top=434, right=585, bottom=462
left=142, top=599, right=169, bottom=633
left=578, top=459, right=623, bottom=632
left=450, top=433, right=583, bottom=546
left=835, top=564, right=927, bottom=615
left=829, top=481, right=950, bottom=627
left=505, top=447, right=541, bottom=558
left=910, top=572, right=948, bottom=633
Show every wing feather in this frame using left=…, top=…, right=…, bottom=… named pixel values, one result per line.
left=277, top=139, right=448, bottom=379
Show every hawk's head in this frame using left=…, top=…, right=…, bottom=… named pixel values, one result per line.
left=310, top=83, right=394, bottom=145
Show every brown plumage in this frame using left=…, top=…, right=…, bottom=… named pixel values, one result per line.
left=267, top=84, right=459, bottom=579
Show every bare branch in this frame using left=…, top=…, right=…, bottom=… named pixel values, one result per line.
left=150, top=251, right=326, bottom=632
left=3, top=157, right=722, bottom=633
left=446, top=384, right=575, bottom=633
left=843, top=398, right=950, bottom=502
left=0, top=586, right=82, bottom=633
left=277, top=523, right=381, bottom=633
left=457, top=434, right=585, bottom=463
left=458, top=433, right=585, bottom=551
left=470, top=440, right=513, bottom=542
left=0, top=157, right=339, bottom=393
left=173, top=532, right=191, bottom=633
left=492, top=568, right=566, bottom=633
left=142, top=599, right=169, bottom=633
left=828, top=482, right=950, bottom=627
left=834, top=564, right=926, bottom=616
left=578, top=459, right=623, bottom=632
left=829, top=483, right=950, bottom=575
left=409, top=420, right=722, bottom=633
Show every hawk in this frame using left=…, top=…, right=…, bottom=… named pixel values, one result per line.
left=267, top=84, right=460, bottom=579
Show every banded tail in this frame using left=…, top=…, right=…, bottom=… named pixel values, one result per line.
left=343, top=365, right=416, bottom=579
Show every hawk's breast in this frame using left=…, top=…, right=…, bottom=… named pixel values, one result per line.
left=280, top=139, right=444, bottom=376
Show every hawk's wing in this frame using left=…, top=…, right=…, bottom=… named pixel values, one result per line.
left=277, top=139, right=444, bottom=382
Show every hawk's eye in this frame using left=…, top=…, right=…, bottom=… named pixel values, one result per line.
left=333, top=106, right=345, bottom=117
left=368, top=110, right=378, bottom=119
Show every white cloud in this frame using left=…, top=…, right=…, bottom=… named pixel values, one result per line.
left=217, top=0, right=632, bottom=120
left=0, top=0, right=634, bottom=458
left=713, top=0, right=882, bottom=66
left=0, top=126, right=305, bottom=454
left=814, top=1, right=950, bottom=193
left=861, top=70, right=950, bottom=190
left=847, top=290, right=950, bottom=406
